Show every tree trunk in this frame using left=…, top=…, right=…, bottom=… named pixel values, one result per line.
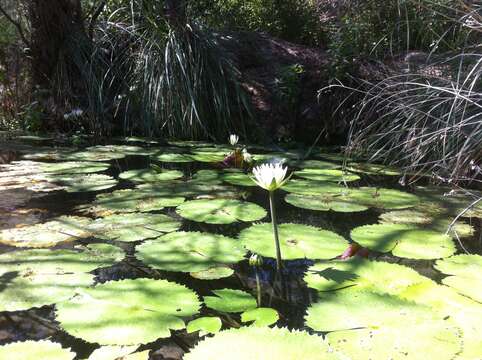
left=28, top=0, right=87, bottom=90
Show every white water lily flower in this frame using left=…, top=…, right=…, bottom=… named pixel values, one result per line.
left=229, top=134, right=239, bottom=146
left=242, top=148, right=253, bottom=163
left=252, top=163, right=289, bottom=191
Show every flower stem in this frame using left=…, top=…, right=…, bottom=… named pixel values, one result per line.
left=255, top=269, right=261, bottom=306
left=269, top=190, right=283, bottom=271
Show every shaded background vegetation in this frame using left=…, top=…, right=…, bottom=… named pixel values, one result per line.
left=0, top=0, right=480, bottom=183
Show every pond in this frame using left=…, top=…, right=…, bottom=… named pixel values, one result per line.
left=0, top=136, right=481, bottom=359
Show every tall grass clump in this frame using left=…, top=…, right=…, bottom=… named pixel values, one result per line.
left=341, top=1, right=481, bottom=185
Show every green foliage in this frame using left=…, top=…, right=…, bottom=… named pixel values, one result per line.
left=187, top=317, right=222, bottom=336
left=203, top=289, right=257, bottom=313
left=241, top=307, right=279, bottom=327
left=326, top=0, right=465, bottom=77
left=189, top=0, right=324, bottom=46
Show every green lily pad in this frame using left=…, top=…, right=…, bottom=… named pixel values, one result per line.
left=64, top=150, right=126, bottom=162
left=347, top=162, right=401, bottom=176
left=46, top=174, right=118, bottom=193
left=87, top=345, right=142, bottom=360
left=350, top=223, right=456, bottom=259
left=379, top=210, right=475, bottom=238
left=349, top=187, right=420, bottom=210
left=87, top=145, right=154, bottom=156
left=152, top=153, right=194, bottom=163
left=0, top=216, right=93, bottom=248
left=136, top=231, right=246, bottom=273
left=0, top=340, right=75, bottom=360
left=221, top=171, right=256, bottom=187
left=304, top=258, right=432, bottom=295
left=56, top=278, right=201, bottom=345
left=191, top=170, right=222, bottom=184
left=39, top=161, right=111, bottom=174
left=203, top=289, right=257, bottom=313
left=399, top=281, right=482, bottom=359
left=434, top=255, right=482, bottom=302
left=282, top=179, right=346, bottom=195
left=241, top=307, right=279, bottom=327
left=138, top=182, right=243, bottom=201
left=0, top=243, right=124, bottom=275
left=176, top=199, right=266, bottom=224
left=285, top=193, right=368, bottom=212
left=184, top=327, right=336, bottom=360
left=294, top=169, right=360, bottom=182
left=191, top=151, right=226, bottom=163
left=293, top=160, right=341, bottom=169
left=119, top=168, right=183, bottom=183
left=0, top=271, right=94, bottom=312
left=327, top=321, right=461, bottom=360
left=92, top=189, right=185, bottom=215
left=190, top=267, right=234, bottom=280
left=239, top=223, right=348, bottom=260
left=305, top=290, right=448, bottom=332
left=187, top=317, right=222, bottom=336
left=91, top=213, right=181, bottom=242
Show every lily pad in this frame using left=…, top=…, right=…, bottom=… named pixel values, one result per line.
left=305, top=290, right=449, bottom=332
left=64, top=150, right=126, bottom=162
left=293, top=160, right=340, bottom=170
left=87, top=145, right=153, bottom=156
left=56, top=278, right=201, bottom=345
left=379, top=210, right=475, bottom=238
left=191, top=151, right=226, bottom=163
left=190, top=267, right=234, bottom=280
left=285, top=193, right=368, bottom=212
left=92, top=189, right=185, bottom=214
left=40, top=161, right=111, bottom=174
left=0, top=243, right=124, bottom=275
left=221, top=171, right=256, bottom=187
left=347, top=162, right=401, bottom=176
left=184, top=327, right=336, bottom=360
left=241, top=307, right=279, bottom=327
left=350, top=223, right=456, bottom=259
left=46, top=174, right=118, bottom=193
left=327, top=321, right=461, bottom=360
left=91, top=213, right=181, bottom=242
left=0, top=340, right=75, bottom=360
left=119, top=168, right=183, bottom=183
left=0, top=271, right=94, bottom=312
left=294, top=169, right=360, bottom=182
left=203, top=289, right=257, bottom=313
left=191, top=169, right=222, bottom=184
left=282, top=179, right=346, bottom=196
left=87, top=346, right=143, bottom=360
left=0, top=216, right=93, bottom=248
left=304, top=258, right=432, bottom=295
left=136, top=231, right=246, bottom=273
left=239, top=223, right=348, bottom=260
left=187, top=317, right=222, bottom=336
left=434, top=255, right=482, bottom=302
left=152, top=153, right=194, bottom=163
left=349, top=187, right=420, bottom=210
left=176, top=199, right=266, bottom=224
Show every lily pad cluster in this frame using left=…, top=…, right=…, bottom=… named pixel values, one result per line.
left=304, top=258, right=480, bottom=359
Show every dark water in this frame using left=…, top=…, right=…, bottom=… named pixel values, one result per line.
left=0, top=140, right=480, bottom=359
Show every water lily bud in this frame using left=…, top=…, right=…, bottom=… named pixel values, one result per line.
left=229, top=134, right=239, bottom=146
left=249, top=254, right=263, bottom=267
